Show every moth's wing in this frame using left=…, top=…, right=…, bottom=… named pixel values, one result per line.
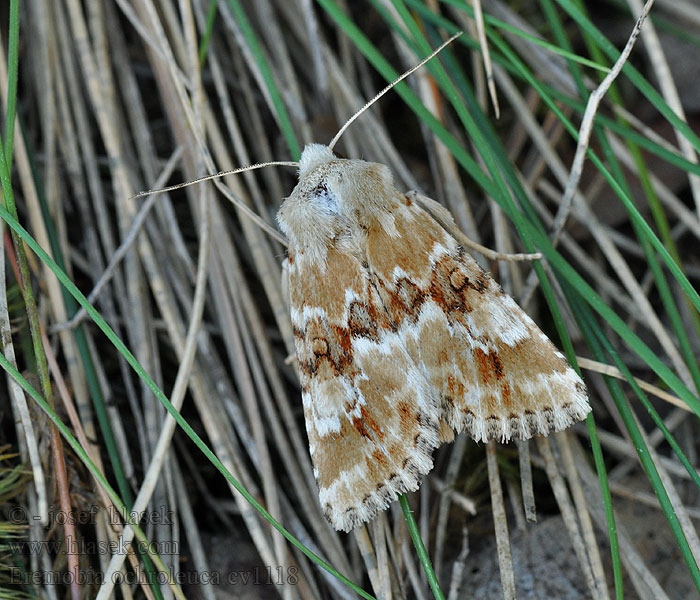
left=287, top=247, right=443, bottom=532
left=366, top=194, right=590, bottom=443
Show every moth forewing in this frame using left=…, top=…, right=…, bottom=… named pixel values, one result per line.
left=277, top=146, right=590, bottom=531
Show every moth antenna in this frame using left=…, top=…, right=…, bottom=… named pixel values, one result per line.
left=328, top=31, right=463, bottom=151
left=130, top=160, right=298, bottom=200
left=131, top=160, right=297, bottom=246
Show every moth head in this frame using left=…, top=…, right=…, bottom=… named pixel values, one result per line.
left=277, top=144, right=398, bottom=264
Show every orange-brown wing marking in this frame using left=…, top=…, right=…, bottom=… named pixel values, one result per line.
left=366, top=196, right=590, bottom=443
left=288, top=246, right=443, bottom=531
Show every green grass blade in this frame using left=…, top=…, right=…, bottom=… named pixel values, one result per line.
left=198, top=0, right=218, bottom=66
left=4, top=0, right=19, bottom=164
left=584, top=410, right=623, bottom=599
left=544, top=0, right=700, bottom=392
left=0, top=204, right=374, bottom=599
left=400, top=495, right=445, bottom=600
left=0, top=355, right=185, bottom=598
left=554, top=0, right=700, bottom=152
left=572, top=302, right=700, bottom=592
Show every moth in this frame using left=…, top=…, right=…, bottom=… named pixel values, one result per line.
left=277, top=144, right=590, bottom=532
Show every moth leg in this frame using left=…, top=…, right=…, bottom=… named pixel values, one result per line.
left=407, top=191, right=542, bottom=263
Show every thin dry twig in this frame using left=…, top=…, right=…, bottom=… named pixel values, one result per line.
left=553, top=0, right=655, bottom=248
